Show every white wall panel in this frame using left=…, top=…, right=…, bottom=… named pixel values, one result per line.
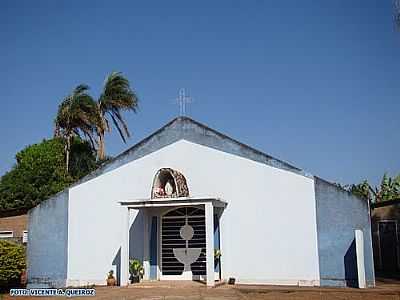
left=68, top=140, right=319, bottom=285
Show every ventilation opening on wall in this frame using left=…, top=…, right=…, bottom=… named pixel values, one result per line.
left=0, top=231, right=13, bottom=239
left=22, top=231, right=28, bottom=244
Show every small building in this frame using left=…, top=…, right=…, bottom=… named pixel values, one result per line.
left=0, top=211, right=28, bottom=244
left=371, top=199, right=400, bottom=275
left=27, top=117, right=375, bottom=288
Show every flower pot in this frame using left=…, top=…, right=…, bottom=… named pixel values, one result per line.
left=214, top=259, right=220, bottom=269
left=20, top=270, right=27, bottom=287
left=107, top=277, right=116, bottom=286
left=130, top=274, right=140, bottom=284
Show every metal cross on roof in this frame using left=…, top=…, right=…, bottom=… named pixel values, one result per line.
left=175, top=88, right=193, bottom=116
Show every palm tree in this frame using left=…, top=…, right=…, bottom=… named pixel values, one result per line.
left=54, top=85, right=99, bottom=172
left=96, top=72, right=138, bottom=160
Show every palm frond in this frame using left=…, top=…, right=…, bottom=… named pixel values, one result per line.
left=97, top=71, right=138, bottom=145
left=109, top=114, right=127, bottom=143
left=99, top=71, right=138, bottom=113
left=110, top=108, right=130, bottom=137
left=54, top=84, right=99, bottom=149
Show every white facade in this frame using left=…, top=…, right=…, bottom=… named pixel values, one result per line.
left=66, top=139, right=320, bottom=286
left=27, top=117, right=376, bottom=288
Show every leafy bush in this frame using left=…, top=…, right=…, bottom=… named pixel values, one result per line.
left=0, top=138, right=99, bottom=213
left=348, top=173, right=400, bottom=203
left=129, top=259, right=144, bottom=277
left=0, top=240, right=26, bottom=287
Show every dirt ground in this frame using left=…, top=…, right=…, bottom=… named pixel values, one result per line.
left=2, top=278, right=400, bottom=300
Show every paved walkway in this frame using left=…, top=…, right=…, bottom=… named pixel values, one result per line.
left=2, top=279, right=400, bottom=300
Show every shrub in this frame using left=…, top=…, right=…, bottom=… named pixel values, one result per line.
left=0, top=240, right=26, bottom=287
left=129, top=259, right=144, bottom=277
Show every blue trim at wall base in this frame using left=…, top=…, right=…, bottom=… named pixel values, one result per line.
left=320, top=279, right=346, bottom=287
left=320, top=279, right=375, bottom=288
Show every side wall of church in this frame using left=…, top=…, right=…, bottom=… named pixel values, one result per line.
left=27, top=190, right=69, bottom=287
left=315, top=177, right=375, bottom=287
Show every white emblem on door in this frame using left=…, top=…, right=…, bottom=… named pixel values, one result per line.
left=173, top=220, right=202, bottom=279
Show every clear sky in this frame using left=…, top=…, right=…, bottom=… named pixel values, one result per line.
left=1, top=1, right=399, bottom=186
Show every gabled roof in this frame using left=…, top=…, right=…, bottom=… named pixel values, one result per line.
left=71, top=116, right=311, bottom=189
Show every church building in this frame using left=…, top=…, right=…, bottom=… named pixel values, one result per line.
left=27, top=117, right=375, bottom=288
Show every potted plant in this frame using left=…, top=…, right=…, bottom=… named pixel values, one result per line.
left=129, top=259, right=144, bottom=284
left=214, top=249, right=221, bottom=266
left=106, top=270, right=116, bottom=286
left=214, top=249, right=222, bottom=280
left=20, top=269, right=27, bottom=287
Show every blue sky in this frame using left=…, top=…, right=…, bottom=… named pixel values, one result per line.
left=1, top=1, right=399, bottom=186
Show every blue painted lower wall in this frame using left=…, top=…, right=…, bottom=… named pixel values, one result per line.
left=314, top=177, right=375, bottom=287
left=27, top=190, right=69, bottom=288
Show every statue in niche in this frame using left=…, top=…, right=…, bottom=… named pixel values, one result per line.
left=164, top=180, right=174, bottom=196
left=151, top=168, right=189, bottom=199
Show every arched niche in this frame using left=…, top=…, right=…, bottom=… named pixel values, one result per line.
left=151, top=168, right=189, bottom=199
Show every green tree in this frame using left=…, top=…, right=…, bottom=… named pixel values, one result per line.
left=0, top=138, right=97, bottom=213
left=54, top=85, right=99, bottom=172
left=96, top=72, right=139, bottom=160
left=374, top=173, right=400, bottom=202
left=0, top=240, right=25, bottom=287
left=349, top=180, right=373, bottom=202
left=348, top=173, right=400, bottom=203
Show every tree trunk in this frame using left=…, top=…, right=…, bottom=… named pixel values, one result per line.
left=97, top=132, right=105, bottom=161
left=65, top=136, right=71, bottom=173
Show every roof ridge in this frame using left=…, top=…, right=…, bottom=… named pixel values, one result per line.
left=29, top=116, right=314, bottom=213
left=65, top=116, right=312, bottom=188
